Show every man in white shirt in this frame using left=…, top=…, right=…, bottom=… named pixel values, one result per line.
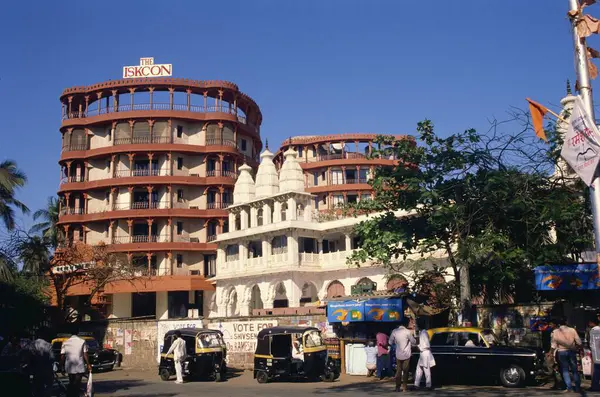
left=60, top=334, right=91, bottom=397
left=166, top=330, right=187, bottom=384
left=414, top=319, right=435, bottom=390
left=389, top=318, right=416, bottom=392
left=589, top=315, right=600, bottom=392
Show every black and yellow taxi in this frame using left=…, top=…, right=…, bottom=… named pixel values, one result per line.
left=51, top=334, right=119, bottom=372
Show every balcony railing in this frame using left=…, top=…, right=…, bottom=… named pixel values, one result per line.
left=205, top=138, right=237, bottom=147
left=59, top=207, right=85, bottom=215
left=206, top=235, right=217, bottom=242
left=111, top=234, right=169, bottom=244
left=272, top=247, right=288, bottom=255
left=60, top=175, right=87, bottom=184
left=114, top=168, right=169, bottom=177
left=113, top=135, right=175, bottom=145
left=344, top=178, right=369, bottom=184
left=63, top=103, right=253, bottom=128
left=130, top=201, right=161, bottom=210
left=207, top=202, right=232, bottom=209
left=62, top=144, right=89, bottom=152
left=206, top=170, right=236, bottom=178
left=305, top=152, right=368, bottom=162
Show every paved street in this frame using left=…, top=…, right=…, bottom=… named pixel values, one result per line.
left=90, top=369, right=600, bottom=397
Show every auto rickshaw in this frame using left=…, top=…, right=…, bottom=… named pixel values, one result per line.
left=159, top=328, right=227, bottom=382
left=253, top=326, right=339, bottom=383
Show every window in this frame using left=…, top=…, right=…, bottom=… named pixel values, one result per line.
left=458, top=332, right=484, bottom=347
left=297, top=145, right=303, bottom=157
left=313, top=172, right=319, bottom=187
left=314, top=197, right=319, bottom=209
left=241, top=139, right=247, bottom=151
left=105, top=191, right=110, bottom=202
left=177, top=157, right=183, bottom=170
left=168, top=290, right=188, bottom=318
left=177, top=189, right=184, bottom=202
left=176, top=125, right=183, bottom=138
left=430, top=332, right=456, bottom=346
left=176, top=221, right=183, bottom=235
left=176, top=254, right=183, bottom=268
left=331, top=169, right=343, bottom=185
left=132, top=292, right=156, bottom=317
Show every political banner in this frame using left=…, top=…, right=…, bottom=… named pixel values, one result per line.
left=561, top=96, right=600, bottom=186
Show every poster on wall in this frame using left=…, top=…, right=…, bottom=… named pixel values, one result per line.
left=327, top=301, right=365, bottom=322
left=156, top=319, right=204, bottom=362
left=364, top=299, right=403, bottom=322
left=207, top=320, right=277, bottom=360
left=124, top=330, right=133, bottom=355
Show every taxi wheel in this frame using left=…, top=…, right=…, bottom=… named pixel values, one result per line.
left=322, top=372, right=336, bottom=382
left=500, top=364, right=525, bottom=388
left=256, top=371, right=269, bottom=384
left=215, top=372, right=222, bottom=382
left=159, top=368, right=171, bottom=381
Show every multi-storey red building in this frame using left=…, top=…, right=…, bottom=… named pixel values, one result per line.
left=274, top=134, right=410, bottom=209
left=57, top=76, right=262, bottom=318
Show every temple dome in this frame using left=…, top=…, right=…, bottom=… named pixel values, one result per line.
left=254, top=148, right=279, bottom=198
left=278, top=148, right=305, bottom=193
left=233, top=164, right=255, bottom=204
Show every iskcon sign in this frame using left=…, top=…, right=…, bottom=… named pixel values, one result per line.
left=123, top=57, right=172, bottom=79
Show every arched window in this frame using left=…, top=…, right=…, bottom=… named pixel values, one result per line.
left=327, top=281, right=345, bottom=298
left=273, top=283, right=288, bottom=308
left=222, top=123, right=234, bottom=144
left=271, top=236, right=287, bottom=254
left=206, top=123, right=220, bottom=144
left=300, top=282, right=318, bottom=306
left=234, top=214, right=241, bottom=231
left=257, top=208, right=263, bottom=226
left=250, top=285, right=263, bottom=311
left=387, top=275, right=409, bottom=291
left=281, top=202, right=288, bottom=221
left=71, top=129, right=87, bottom=150
left=225, top=245, right=239, bottom=261
left=227, top=289, right=238, bottom=316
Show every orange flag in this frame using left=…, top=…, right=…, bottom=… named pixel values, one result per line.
left=526, top=98, right=548, bottom=142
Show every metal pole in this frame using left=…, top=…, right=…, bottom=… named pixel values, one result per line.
left=569, top=0, right=600, bottom=262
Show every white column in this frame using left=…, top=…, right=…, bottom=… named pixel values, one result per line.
left=273, top=202, right=282, bottom=223
left=287, top=233, right=299, bottom=265
left=263, top=203, right=272, bottom=225
left=241, top=209, right=249, bottom=230
left=228, top=213, right=236, bottom=231
left=239, top=242, right=248, bottom=264
left=250, top=207, right=257, bottom=228
left=262, top=238, right=269, bottom=266
left=156, top=291, right=169, bottom=320
left=345, top=234, right=352, bottom=251
left=287, top=197, right=297, bottom=220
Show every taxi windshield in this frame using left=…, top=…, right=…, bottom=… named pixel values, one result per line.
left=304, top=330, right=324, bottom=348
left=197, top=333, right=224, bottom=349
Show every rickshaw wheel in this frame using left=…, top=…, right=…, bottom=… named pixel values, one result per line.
left=159, top=368, right=171, bottom=381
left=321, top=372, right=335, bottom=382
left=256, top=371, right=269, bottom=384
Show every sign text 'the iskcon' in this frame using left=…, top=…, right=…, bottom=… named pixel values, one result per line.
left=123, top=57, right=173, bottom=79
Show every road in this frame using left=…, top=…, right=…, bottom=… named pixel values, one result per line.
left=90, top=369, right=600, bottom=397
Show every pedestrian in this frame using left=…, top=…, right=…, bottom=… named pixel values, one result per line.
left=414, top=318, right=435, bottom=391
left=376, top=331, right=390, bottom=379
left=165, top=330, right=187, bottom=384
left=1, top=335, right=21, bottom=356
left=551, top=318, right=582, bottom=393
left=29, top=328, right=54, bottom=397
left=60, top=333, right=91, bottom=397
left=389, top=318, right=416, bottom=393
left=588, top=314, right=600, bottom=392
left=364, top=340, right=377, bottom=377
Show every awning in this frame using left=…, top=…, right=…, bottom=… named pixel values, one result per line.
left=327, top=297, right=403, bottom=323
left=534, top=263, right=600, bottom=291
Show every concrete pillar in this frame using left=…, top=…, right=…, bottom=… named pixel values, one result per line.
left=156, top=291, right=169, bottom=320
left=287, top=233, right=299, bottom=265
left=263, top=203, right=272, bottom=225
left=287, top=197, right=296, bottom=220
left=241, top=209, right=249, bottom=230
left=262, top=238, right=269, bottom=266
left=273, top=202, right=281, bottom=223
left=250, top=207, right=257, bottom=228
left=345, top=234, right=352, bottom=251
left=111, top=293, right=132, bottom=318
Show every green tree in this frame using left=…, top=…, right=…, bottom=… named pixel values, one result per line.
left=17, top=235, right=51, bottom=275
left=30, top=196, right=60, bottom=248
left=0, top=160, right=29, bottom=231
left=349, top=120, right=592, bottom=319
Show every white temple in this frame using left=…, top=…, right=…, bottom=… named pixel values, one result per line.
left=206, top=147, right=447, bottom=318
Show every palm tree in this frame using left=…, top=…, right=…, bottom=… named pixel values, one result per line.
left=17, top=235, right=51, bottom=275
left=30, top=196, right=60, bottom=247
left=0, top=251, right=16, bottom=282
left=0, top=160, right=29, bottom=230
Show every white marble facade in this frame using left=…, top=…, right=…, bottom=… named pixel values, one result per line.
left=207, top=147, right=447, bottom=318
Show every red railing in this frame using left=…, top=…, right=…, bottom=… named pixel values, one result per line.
left=60, top=175, right=87, bottom=184
left=206, top=170, right=236, bottom=178
left=207, top=202, right=232, bottom=209
left=62, top=144, right=89, bottom=152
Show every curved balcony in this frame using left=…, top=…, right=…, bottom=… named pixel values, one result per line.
left=57, top=202, right=230, bottom=224
left=106, top=237, right=217, bottom=253
left=58, top=172, right=236, bottom=193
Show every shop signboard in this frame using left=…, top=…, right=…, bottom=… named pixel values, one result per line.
left=364, top=298, right=403, bottom=322
left=534, top=264, right=600, bottom=291
left=327, top=300, right=365, bottom=323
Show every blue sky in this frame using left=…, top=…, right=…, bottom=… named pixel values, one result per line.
left=0, top=0, right=592, bottom=228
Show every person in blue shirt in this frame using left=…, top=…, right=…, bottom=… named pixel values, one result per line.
left=364, top=340, right=378, bottom=377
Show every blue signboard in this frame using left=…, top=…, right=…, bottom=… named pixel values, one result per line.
left=364, top=298, right=403, bottom=322
left=534, top=264, right=600, bottom=291
left=327, top=300, right=365, bottom=322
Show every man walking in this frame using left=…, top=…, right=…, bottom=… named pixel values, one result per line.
left=588, top=315, right=600, bottom=392
left=551, top=318, right=582, bottom=392
left=389, top=318, right=416, bottom=392
left=165, top=330, right=187, bottom=384
left=29, top=329, right=54, bottom=397
left=60, top=334, right=91, bottom=397
left=376, top=331, right=390, bottom=379
left=414, top=319, right=435, bottom=391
